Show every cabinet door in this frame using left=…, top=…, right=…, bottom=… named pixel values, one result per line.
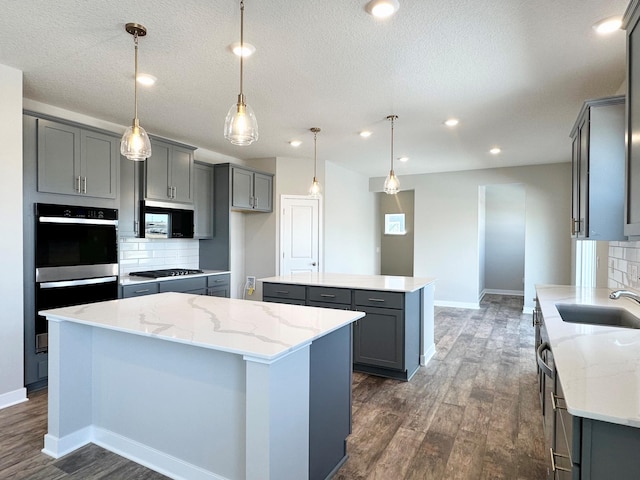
left=145, top=142, right=171, bottom=201
left=81, top=130, right=118, bottom=199
left=353, top=306, right=403, bottom=371
left=571, top=134, right=580, bottom=237
left=194, top=163, right=213, bottom=238
left=122, top=283, right=159, bottom=298
left=37, top=119, right=81, bottom=195
left=231, top=167, right=253, bottom=209
left=627, top=13, right=640, bottom=235
left=207, top=285, right=230, bottom=298
left=253, top=172, right=273, bottom=212
left=171, top=146, right=194, bottom=203
left=119, top=156, right=142, bottom=238
left=577, top=115, right=589, bottom=238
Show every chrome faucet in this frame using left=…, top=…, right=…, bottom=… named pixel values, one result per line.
left=609, top=289, right=640, bottom=304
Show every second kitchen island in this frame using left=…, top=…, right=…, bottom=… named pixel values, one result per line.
left=260, top=273, right=436, bottom=381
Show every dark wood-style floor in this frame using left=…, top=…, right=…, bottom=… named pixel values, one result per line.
left=0, top=295, right=546, bottom=479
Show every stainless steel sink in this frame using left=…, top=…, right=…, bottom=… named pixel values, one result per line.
left=555, top=304, right=640, bottom=329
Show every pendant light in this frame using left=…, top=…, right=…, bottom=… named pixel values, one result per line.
left=120, top=23, right=152, bottom=161
left=309, top=128, right=321, bottom=197
left=384, top=115, right=400, bottom=194
left=224, top=0, right=259, bottom=146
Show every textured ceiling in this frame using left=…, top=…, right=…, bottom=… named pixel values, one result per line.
left=0, top=0, right=629, bottom=177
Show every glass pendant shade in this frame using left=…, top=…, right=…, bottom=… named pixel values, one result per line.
left=309, top=127, right=321, bottom=197
left=384, top=170, right=400, bottom=194
left=224, top=95, right=259, bottom=146
left=309, top=177, right=321, bottom=197
left=121, top=119, right=152, bottom=161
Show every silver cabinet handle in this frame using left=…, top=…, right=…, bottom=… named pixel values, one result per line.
left=320, top=294, right=335, bottom=298
left=254, top=196, right=258, bottom=208
left=76, top=175, right=81, bottom=193
left=172, top=186, right=177, bottom=198
left=550, top=392, right=566, bottom=411
left=82, top=176, right=87, bottom=194
left=536, top=342, right=554, bottom=378
left=168, top=185, right=173, bottom=198
left=368, top=298, right=386, bottom=303
left=549, top=448, right=571, bottom=473
left=135, top=288, right=150, bottom=294
left=275, top=290, right=289, bottom=295
left=134, top=220, right=139, bottom=235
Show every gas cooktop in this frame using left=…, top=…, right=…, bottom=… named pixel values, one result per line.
left=130, top=268, right=204, bottom=278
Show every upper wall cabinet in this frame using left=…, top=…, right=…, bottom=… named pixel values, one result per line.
left=569, top=96, right=625, bottom=240
left=231, top=166, right=273, bottom=212
left=37, top=119, right=118, bottom=199
left=145, top=138, right=195, bottom=205
left=194, top=162, right=213, bottom=239
left=625, top=1, right=640, bottom=238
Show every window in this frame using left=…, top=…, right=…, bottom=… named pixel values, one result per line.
left=384, top=213, right=406, bottom=235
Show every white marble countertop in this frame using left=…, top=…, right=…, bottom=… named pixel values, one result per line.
left=40, top=292, right=364, bottom=361
left=536, top=284, right=640, bottom=427
left=259, top=272, right=436, bottom=293
left=120, top=270, right=230, bottom=286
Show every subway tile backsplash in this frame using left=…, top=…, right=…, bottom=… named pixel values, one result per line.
left=608, top=241, right=640, bottom=289
left=119, top=238, right=199, bottom=276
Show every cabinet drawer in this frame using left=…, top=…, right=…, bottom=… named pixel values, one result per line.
left=263, top=283, right=306, bottom=301
left=207, top=273, right=230, bottom=287
left=354, top=290, right=403, bottom=309
left=263, top=296, right=306, bottom=306
left=159, top=276, right=207, bottom=293
left=122, top=283, right=159, bottom=298
left=307, top=286, right=351, bottom=306
left=308, top=300, right=351, bottom=310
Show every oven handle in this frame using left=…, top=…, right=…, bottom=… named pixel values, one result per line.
left=39, top=276, right=118, bottom=289
left=39, top=216, right=118, bottom=226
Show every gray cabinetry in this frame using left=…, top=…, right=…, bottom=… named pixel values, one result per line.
left=145, top=138, right=194, bottom=204
left=158, top=276, right=206, bottom=295
left=624, top=2, right=640, bottom=237
left=122, top=283, right=160, bottom=298
left=119, top=156, right=143, bottom=238
left=569, top=96, right=625, bottom=240
left=231, top=166, right=273, bottom=212
left=37, top=118, right=118, bottom=199
left=194, top=162, right=213, bottom=239
left=263, top=282, right=421, bottom=381
left=207, top=274, right=231, bottom=297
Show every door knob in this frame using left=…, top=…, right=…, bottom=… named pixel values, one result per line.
left=311, top=262, right=317, bottom=266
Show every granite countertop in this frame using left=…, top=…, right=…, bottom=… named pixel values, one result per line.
left=41, top=292, right=363, bottom=361
left=259, top=272, right=436, bottom=293
left=536, top=284, right=640, bottom=427
left=120, top=270, right=230, bottom=286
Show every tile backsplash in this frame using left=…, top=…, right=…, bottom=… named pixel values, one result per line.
left=119, top=238, right=199, bottom=276
left=608, top=241, right=640, bottom=290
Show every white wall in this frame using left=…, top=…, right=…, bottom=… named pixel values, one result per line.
left=371, top=163, right=572, bottom=310
left=324, top=162, right=377, bottom=274
left=478, top=187, right=486, bottom=299
left=0, top=64, right=26, bottom=408
left=484, top=184, right=526, bottom=294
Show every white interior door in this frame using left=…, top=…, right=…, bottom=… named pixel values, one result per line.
left=280, top=196, right=321, bottom=275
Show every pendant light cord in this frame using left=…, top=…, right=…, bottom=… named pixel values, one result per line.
left=133, top=31, right=139, bottom=121
left=389, top=115, right=396, bottom=173
left=239, top=0, right=245, bottom=101
left=313, top=129, right=318, bottom=177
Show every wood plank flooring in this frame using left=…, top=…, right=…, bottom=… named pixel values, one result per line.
left=0, top=294, right=546, bottom=479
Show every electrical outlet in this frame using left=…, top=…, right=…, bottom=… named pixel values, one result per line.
left=246, top=276, right=256, bottom=290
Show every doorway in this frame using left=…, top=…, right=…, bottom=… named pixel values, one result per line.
left=279, top=195, right=322, bottom=275
left=479, top=184, right=525, bottom=298
left=379, top=190, right=414, bottom=276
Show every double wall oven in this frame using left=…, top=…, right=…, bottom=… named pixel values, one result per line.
left=34, top=203, right=119, bottom=353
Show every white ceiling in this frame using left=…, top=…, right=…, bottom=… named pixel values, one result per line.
left=0, top=0, right=629, bottom=177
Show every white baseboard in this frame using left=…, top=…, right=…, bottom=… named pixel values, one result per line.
left=434, top=300, right=480, bottom=310
left=420, top=343, right=436, bottom=366
left=483, top=289, right=524, bottom=296
left=522, top=306, right=534, bottom=315
left=0, top=387, right=27, bottom=410
left=42, top=426, right=93, bottom=459
left=93, top=427, right=227, bottom=480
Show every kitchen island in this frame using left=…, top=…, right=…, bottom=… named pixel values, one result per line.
left=260, top=273, right=436, bottom=381
left=40, top=292, right=364, bottom=480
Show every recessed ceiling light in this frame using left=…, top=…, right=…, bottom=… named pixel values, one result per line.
left=360, top=130, right=372, bottom=138
left=365, top=0, right=400, bottom=18
left=229, top=42, right=256, bottom=57
left=289, top=140, right=302, bottom=147
left=593, top=16, right=623, bottom=35
left=136, top=73, right=157, bottom=86
left=398, top=156, right=409, bottom=162
left=444, top=118, right=459, bottom=127
left=489, top=147, right=501, bottom=155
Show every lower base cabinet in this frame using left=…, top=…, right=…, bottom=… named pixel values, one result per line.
left=121, top=274, right=230, bottom=299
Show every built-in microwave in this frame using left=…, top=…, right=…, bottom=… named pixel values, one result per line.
left=140, top=200, right=194, bottom=239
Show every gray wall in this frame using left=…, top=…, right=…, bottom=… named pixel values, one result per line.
left=0, top=64, right=25, bottom=407
left=370, top=163, right=572, bottom=311
left=484, top=184, right=525, bottom=294
left=379, top=190, right=414, bottom=276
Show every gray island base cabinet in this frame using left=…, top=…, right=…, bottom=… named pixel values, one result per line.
left=261, top=273, right=436, bottom=382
